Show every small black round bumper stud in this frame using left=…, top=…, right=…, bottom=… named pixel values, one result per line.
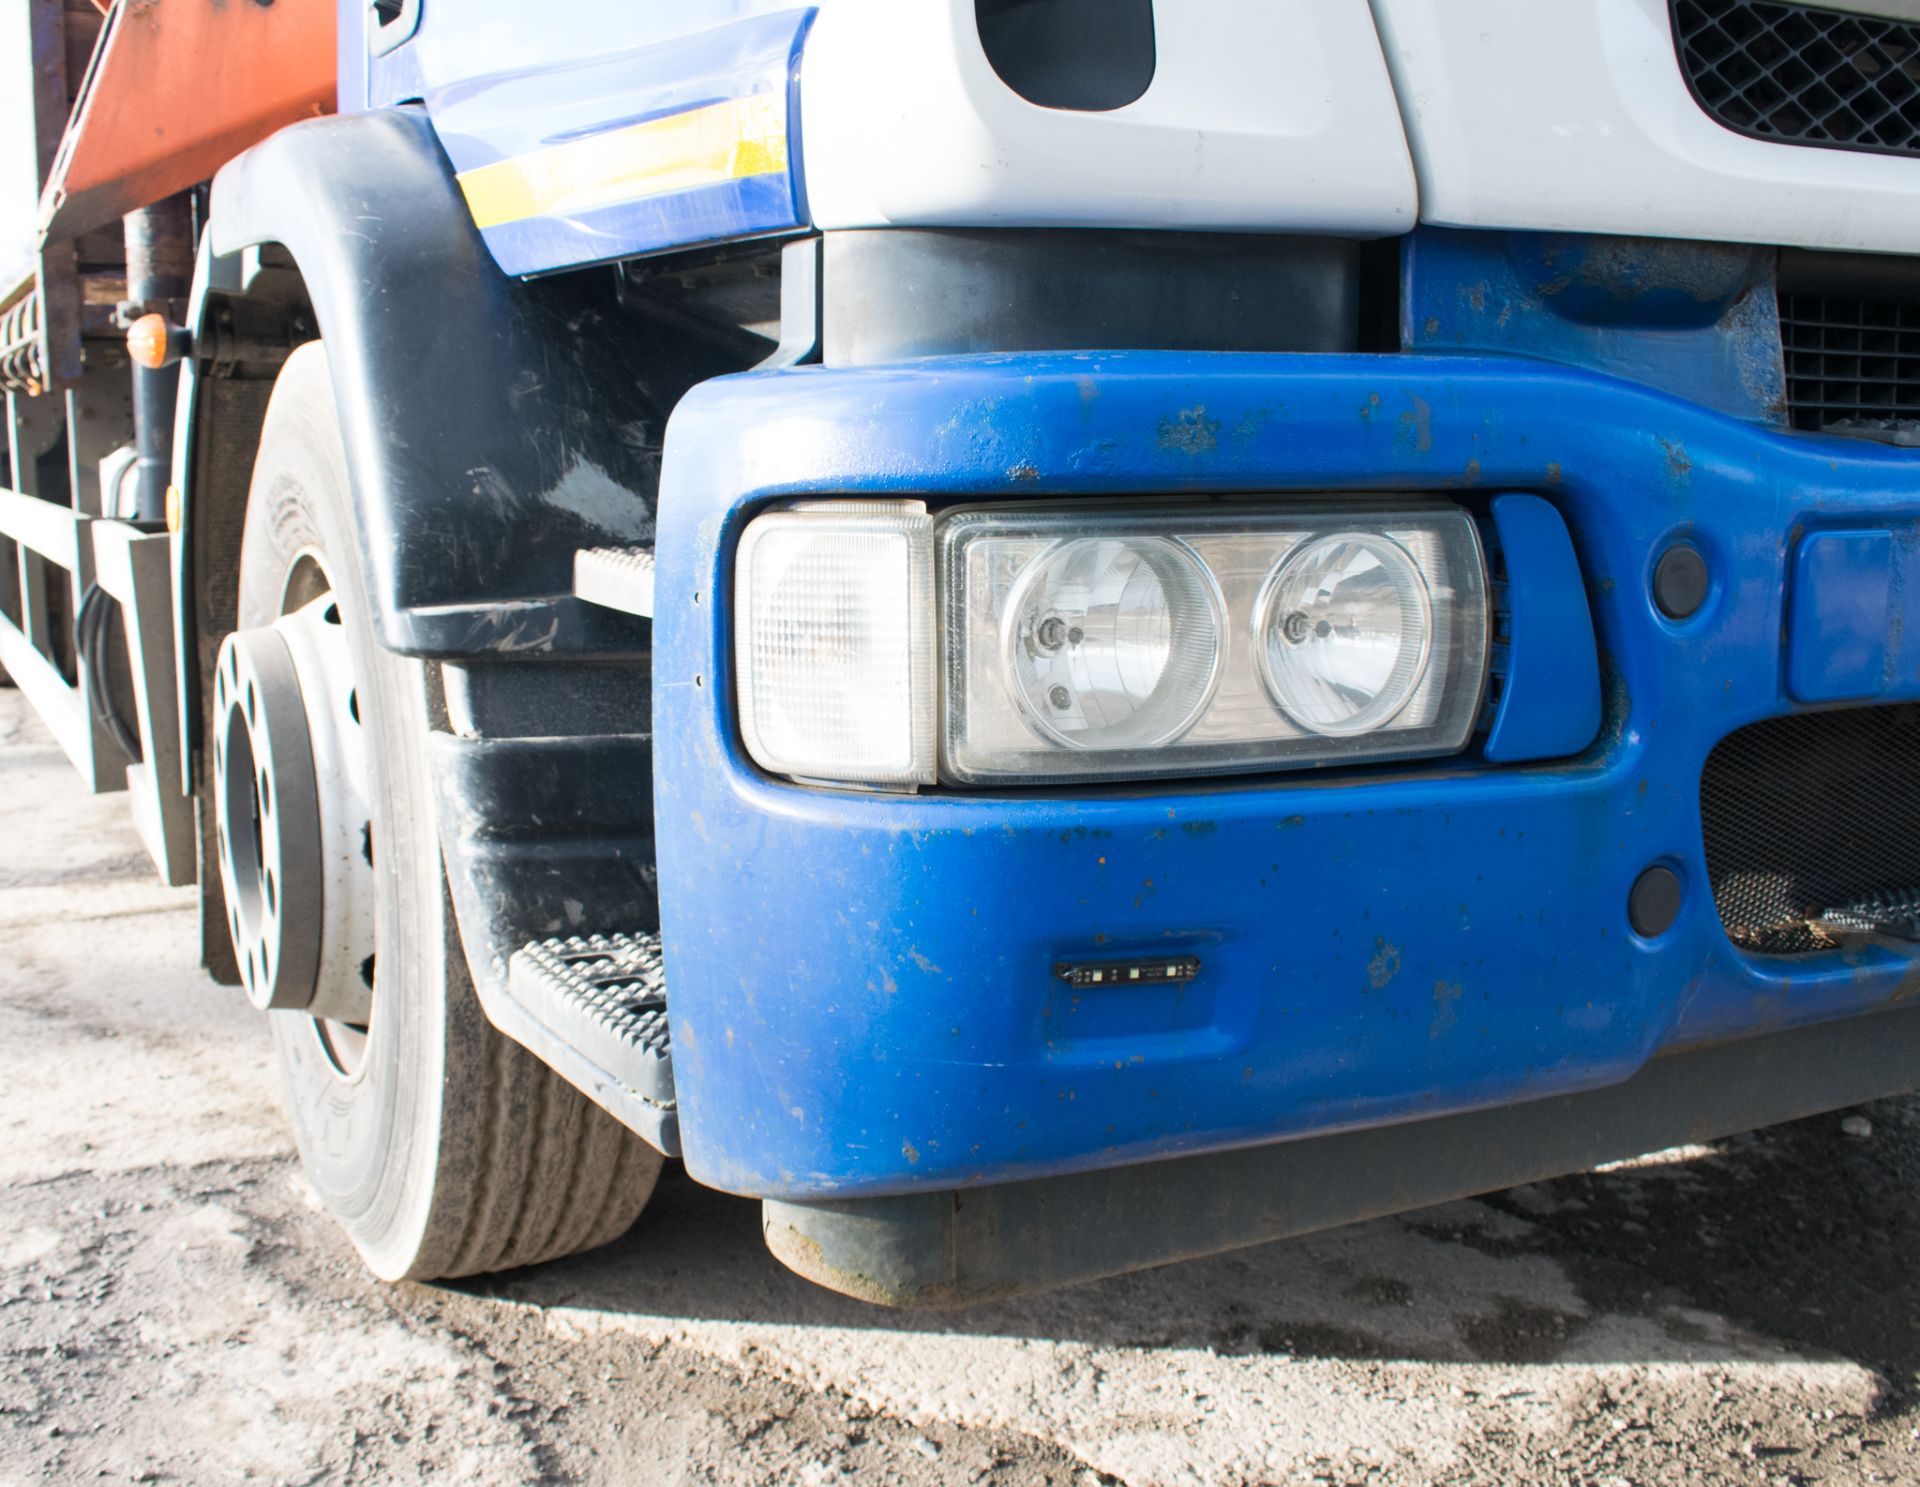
left=1629, top=865, right=1683, bottom=938
left=1653, top=545, right=1709, bottom=620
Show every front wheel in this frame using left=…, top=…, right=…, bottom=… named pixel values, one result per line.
left=214, top=342, right=660, bottom=1279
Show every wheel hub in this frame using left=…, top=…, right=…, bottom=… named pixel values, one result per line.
left=212, top=592, right=375, bottom=1022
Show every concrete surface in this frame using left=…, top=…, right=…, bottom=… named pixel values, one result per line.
left=3, top=686, right=1919, bottom=1486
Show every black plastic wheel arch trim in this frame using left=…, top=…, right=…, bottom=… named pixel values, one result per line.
left=196, top=108, right=665, bottom=660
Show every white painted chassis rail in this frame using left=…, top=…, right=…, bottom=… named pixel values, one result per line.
left=0, top=486, right=194, bottom=885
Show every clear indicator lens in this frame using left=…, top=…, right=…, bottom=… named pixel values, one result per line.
left=735, top=508, right=935, bottom=785
left=1256, top=533, right=1433, bottom=737
left=1002, top=536, right=1224, bottom=750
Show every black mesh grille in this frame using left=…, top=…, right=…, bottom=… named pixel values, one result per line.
left=1672, top=0, right=1920, bottom=158
left=1701, top=704, right=1920, bottom=954
left=1780, top=290, right=1920, bottom=433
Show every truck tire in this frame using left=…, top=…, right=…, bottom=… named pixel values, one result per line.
left=231, top=342, right=661, bottom=1280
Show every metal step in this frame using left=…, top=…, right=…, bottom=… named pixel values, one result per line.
left=573, top=546, right=655, bottom=618
left=505, top=932, right=678, bottom=1156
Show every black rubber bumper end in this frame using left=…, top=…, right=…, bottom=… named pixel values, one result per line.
left=760, top=1004, right=1920, bottom=1309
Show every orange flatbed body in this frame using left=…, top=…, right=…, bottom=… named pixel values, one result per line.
left=40, top=0, right=336, bottom=247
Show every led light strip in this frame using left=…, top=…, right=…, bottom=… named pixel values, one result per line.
left=456, top=93, right=789, bottom=231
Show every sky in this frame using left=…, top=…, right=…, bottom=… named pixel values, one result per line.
left=1, top=7, right=42, bottom=290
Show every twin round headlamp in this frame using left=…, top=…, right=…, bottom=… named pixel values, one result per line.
left=735, top=501, right=1488, bottom=787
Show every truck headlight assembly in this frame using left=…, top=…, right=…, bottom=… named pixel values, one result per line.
left=734, top=501, right=1487, bottom=788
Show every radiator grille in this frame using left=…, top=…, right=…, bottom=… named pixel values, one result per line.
left=1780, top=290, right=1920, bottom=434
left=1701, top=705, right=1920, bottom=955
left=1672, top=0, right=1920, bottom=158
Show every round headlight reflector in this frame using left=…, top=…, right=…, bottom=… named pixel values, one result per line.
left=1002, top=536, right=1224, bottom=750
left=1256, top=533, right=1434, bottom=737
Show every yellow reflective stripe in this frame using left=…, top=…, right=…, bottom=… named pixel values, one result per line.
left=457, top=93, right=788, bottom=231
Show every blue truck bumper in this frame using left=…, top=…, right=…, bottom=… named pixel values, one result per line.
left=652, top=350, right=1920, bottom=1202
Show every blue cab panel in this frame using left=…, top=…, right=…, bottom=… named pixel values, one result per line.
left=1787, top=527, right=1914, bottom=703
left=1402, top=229, right=1788, bottom=427
left=651, top=351, right=1920, bottom=1203
left=346, top=3, right=815, bottom=276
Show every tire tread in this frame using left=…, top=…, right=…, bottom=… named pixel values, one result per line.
left=438, top=1022, right=657, bottom=1279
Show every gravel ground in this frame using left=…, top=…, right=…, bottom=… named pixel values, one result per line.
left=3, top=686, right=1920, bottom=1487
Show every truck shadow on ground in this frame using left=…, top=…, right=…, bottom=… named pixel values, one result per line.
left=452, top=1096, right=1920, bottom=1379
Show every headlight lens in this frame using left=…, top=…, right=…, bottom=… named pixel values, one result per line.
left=1255, top=533, right=1433, bottom=738
left=734, top=500, right=1487, bottom=788
left=1002, top=536, right=1225, bottom=750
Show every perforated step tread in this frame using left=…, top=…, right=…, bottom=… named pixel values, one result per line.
left=507, top=932, right=675, bottom=1125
